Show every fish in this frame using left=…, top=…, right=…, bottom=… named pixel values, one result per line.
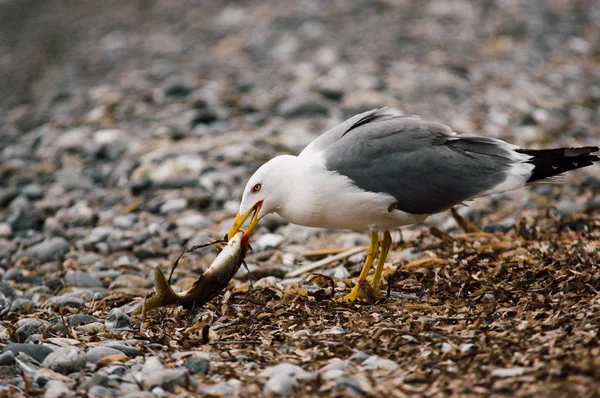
left=132, top=231, right=249, bottom=314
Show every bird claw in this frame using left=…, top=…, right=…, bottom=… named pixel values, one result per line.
left=334, top=280, right=383, bottom=303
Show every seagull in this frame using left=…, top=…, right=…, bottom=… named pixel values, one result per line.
left=227, top=109, right=599, bottom=302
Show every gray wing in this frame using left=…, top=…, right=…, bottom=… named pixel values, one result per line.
left=323, top=113, right=523, bottom=215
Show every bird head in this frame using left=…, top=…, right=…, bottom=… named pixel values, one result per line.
left=227, top=155, right=293, bottom=240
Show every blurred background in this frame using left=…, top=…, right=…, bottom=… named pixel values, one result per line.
left=0, top=0, right=599, bottom=239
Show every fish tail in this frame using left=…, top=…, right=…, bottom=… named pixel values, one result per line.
left=132, top=267, right=180, bottom=315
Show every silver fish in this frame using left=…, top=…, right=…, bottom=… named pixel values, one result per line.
left=133, top=231, right=248, bottom=314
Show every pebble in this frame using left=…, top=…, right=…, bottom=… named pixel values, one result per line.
left=137, top=356, right=192, bottom=392
left=65, top=270, right=104, bottom=288
left=99, top=341, right=139, bottom=357
left=105, top=308, right=131, bottom=330
left=0, top=350, right=15, bottom=366
left=159, top=198, right=188, bottom=213
left=42, top=347, right=87, bottom=374
left=45, top=295, right=84, bottom=309
left=254, top=233, right=285, bottom=251
left=43, top=380, right=73, bottom=398
left=20, top=237, right=70, bottom=263
left=360, top=355, right=399, bottom=371
left=0, top=222, right=12, bottom=238
left=202, top=379, right=242, bottom=396
left=276, top=92, right=329, bottom=117
left=260, top=363, right=314, bottom=396
left=3, top=343, right=54, bottom=363
left=16, top=318, right=48, bottom=342
left=6, top=196, right=35, bottom=231
left=88, top=385, right=112, bottom=398
left=184, top=356, right=210, bottom=374
left=86, top=346, right=125, bottom=363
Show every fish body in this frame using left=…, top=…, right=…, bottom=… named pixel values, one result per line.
left=133, top=231, right=247, bottom=314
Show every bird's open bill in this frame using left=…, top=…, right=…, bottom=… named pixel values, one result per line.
left=227, top=201, right=262, bottom=240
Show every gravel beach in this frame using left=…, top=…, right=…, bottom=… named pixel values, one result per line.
left=1, top=1, right=599, bottom=396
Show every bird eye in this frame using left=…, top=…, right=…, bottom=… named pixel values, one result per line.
left=252, top=183, right=262, bottom=192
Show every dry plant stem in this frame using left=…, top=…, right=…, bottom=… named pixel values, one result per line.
left=285, top=246, right=367, bottom=278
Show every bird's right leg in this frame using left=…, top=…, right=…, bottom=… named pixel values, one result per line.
left=335, top=231, right=381, bottom=302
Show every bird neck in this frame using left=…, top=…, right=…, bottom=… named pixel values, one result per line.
left=272, top=155, right=334, bottom=227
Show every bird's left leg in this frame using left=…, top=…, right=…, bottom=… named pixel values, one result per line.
left=370, top=230, right=392, bottom=290
left=335, top=231, right=380, bottom=302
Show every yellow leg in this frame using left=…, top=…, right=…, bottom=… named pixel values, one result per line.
left=335, top=231, right=381, bottom=303
left=370, top=230, right=392, bottom=290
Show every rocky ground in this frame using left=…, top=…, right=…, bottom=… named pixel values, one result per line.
left=1, top=0, right=600, bottom=397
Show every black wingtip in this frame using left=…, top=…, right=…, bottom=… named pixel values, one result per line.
left=519, top=146, right=599, bottom=183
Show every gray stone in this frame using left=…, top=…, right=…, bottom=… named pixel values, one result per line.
left=3, top=343, right=53, bottom=363
left=335, top=376, right=366, bottom=396
left=105, top=308, right=131, bottom=330
left=10, top=298, right=39, bottom=312
left=202, top=379, right=241, bottom=396
left=16, top=318, right=48, bottom=342
left=138, top=357, right=191, bottom=392
left=184, top=356, right=209, bottom=374
left=86, top=346, right=124, bottom=363
left=7, top=195, right=35, bottom=231
left=21, top=237, right=70, bottom=263
left=277, top=92, right=329, bottom=117
left=0, top=350, right=15, bottom=366
left=41, top=346, right=87, bottom=374
left=87, top=385, right=112, bottom=398
left=65, top=270, right=103, bottom=288
left=3, top=267, right=22, bottom=282
left=0, top=222, right=12, bottom=238
left=261, top=363, right=314, bottom=396
left=360, top=355, right=399, bottom=371
left=22, top=184, right=45, bottom=200
left=255, top=233, right=285, bottom=251
left=0, top=292, right=9, bottom=316
left=43, top=380, right=73, bottom=398
left=45, top=295, right=83, bottom=309
left=159, top=198, right=188, bottom=213
left=68, top=314, right=100, bottom=326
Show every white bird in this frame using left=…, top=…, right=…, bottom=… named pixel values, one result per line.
left=227, top=109, right=599, bottom=302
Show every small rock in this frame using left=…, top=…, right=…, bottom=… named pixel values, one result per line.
left=45, top=295, right=84, bottom=309
left=0, top=222, right=12, bottom=238
left=22, top=184, right=45, bottom=200
left=361, top=355, right=399, bottom=371
left=68, top=314, right=100, bottom=326
left=7, top=195, right=35, bottom=231
left=3, top=343, right=53, bottom=362
left=0, top=292, right=9, bottom=316
left=138, top=357, right=191, bottom=392
left=159, top=198, right=188, bottom=213
left=202, top=379, right=241, bottom=396
left=10, top=298, right=39, bottom=312
left=16, top=318, right=47, bottom=342
left=20, top=237, right=70, bottom=263
left=184, top=356, right=210, bottom=374
left=255, top=233, right=285, bottom=251
left=87, top=385, right=112, bottom=398
left=0, top=350, right=15, bottom=366
left=65, top=270, right=103, bottom=288
left=335, top=376, right=366, bottom=396
left=42, top=347, right=86, bottom=374
left=260, top=363, right=313, bottom=396
left=43, top=380, right=73, bottom=398
left=105, top=308, right=131, bottom=330
left=99, top=341, right=138, bottom=357
left=277, top=92, right=329, bottom=118
left=348, top=351, right=369, bottom=363
left=86, top=346, right=125, bottom=364
left=491, top=367, right=531, bottom=378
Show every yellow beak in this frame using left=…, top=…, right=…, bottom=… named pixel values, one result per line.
left=227, top=201, right=262, bottom=240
